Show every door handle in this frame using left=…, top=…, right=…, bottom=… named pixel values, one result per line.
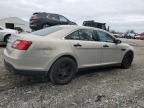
left=103, top=44, right=109, bottom=47
left=73, top=43, right=82, bottom=47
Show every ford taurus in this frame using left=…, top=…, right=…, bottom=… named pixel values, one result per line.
left=3, top=25, right=134, bottom=85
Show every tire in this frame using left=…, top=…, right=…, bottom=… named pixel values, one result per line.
left=49, top=57, right=77, bottom=85
left=42, top=24, right=50, bottom=29
left=121, top=52, right=133, bottom=69
left=4, top=35, right=11, bottom=43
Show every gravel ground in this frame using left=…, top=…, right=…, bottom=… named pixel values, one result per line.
left=0, top=39, right=144, bottom=108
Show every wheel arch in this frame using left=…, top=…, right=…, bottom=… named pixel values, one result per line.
left=46, top=54, right=78, bottom=75
left=58, top=55, right=78, bottom=65
left=4, top=34, right=11, bottom=42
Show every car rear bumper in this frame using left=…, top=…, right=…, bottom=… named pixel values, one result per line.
left=3, top=48, right=50, bottom=76
left=4, top=60, right=47, bottom=76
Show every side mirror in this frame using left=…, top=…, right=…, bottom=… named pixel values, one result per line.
left=114, top=39, right=121, bottom=44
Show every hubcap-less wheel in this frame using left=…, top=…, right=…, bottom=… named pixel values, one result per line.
left=121, top=52, right=133, bottom=69
left=49, top=57, right=77, bottom=85
left=56, top=61, right=73, bottom=80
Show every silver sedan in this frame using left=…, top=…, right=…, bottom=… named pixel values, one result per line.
left=3, top=25, right=134, bottom=84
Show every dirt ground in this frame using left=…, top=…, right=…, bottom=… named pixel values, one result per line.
left=0, top=39, right=144, bottom=108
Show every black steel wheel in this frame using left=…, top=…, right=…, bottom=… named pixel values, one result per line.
left=49, top=57, right=77, bottom=85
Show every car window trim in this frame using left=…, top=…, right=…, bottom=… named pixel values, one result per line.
left=93, top=30, right=100, bottom=41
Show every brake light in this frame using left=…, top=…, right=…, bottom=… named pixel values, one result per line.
left=33, top=16, right=40, bottom=20
left=12, top=40, right=32, bottom=50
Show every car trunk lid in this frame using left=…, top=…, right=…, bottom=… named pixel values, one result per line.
left=6, top=33, right=44, bottom=54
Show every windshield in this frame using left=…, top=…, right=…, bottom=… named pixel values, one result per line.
left=31, top=26, right=63, bottom=36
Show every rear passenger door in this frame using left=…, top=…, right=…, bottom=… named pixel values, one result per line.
left=65, top=29, right=102, bottom=68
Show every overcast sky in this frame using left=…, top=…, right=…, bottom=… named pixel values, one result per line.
left=0, top=0, right=144, bottom=33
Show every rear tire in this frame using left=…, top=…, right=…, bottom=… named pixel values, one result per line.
left=121, top=52, right=133, bottom=69
left=49, top=57, right=77, bottom=85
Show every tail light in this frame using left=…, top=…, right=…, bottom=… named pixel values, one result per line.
left=33, top=16, right=40, bottom=20
left=12, top=40, right=32, bottom=50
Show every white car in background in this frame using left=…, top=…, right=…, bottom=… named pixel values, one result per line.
left=0, top=26, right=17, bottom=43
left=4, top=25, right=134, bottom=85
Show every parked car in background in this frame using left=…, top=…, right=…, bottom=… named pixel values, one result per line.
left=112, top=33, right=124, bottom=38
left=14, top=27, right=24, bottom=33
left=4, top=25, right=134, bottom=85
left=124, top=33, right=136, bottom=39
left=0, top=26, right=17, bottom=43
left=83, top=20, right=108, bottom=31
left=30, top=12, right=77, bottom=31
left=135, top=34, right=144, bottom=40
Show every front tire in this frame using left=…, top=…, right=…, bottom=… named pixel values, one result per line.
left=49, top=57, right=77, bottom=85
left=121, top=52, right=133, bottom=69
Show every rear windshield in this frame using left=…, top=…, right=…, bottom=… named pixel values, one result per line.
left=31, top=26, right=63, bottom=36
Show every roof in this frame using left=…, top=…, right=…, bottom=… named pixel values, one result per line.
left=58, top=25, right=106, bottom=31
left=83, top=20, right=106, bottom=25
left=33, top=12, right=61, bottom=16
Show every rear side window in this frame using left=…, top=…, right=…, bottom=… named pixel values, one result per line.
left=65, top=29, right=99, bottom=41
left=59, top=16, right=68, bottom=22
left=66, top=31, right=80, bottom=40
left=79, top=29, right=94, bottom=41
left=48, top=14, right=59, bottom=21
left=32, top=26, right=63, bottom=36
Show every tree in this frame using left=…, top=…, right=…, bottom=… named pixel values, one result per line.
left=129, top=30, right=135, bottom=34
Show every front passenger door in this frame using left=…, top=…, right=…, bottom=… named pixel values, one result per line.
left=97, top=30, right=122, bottom=64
